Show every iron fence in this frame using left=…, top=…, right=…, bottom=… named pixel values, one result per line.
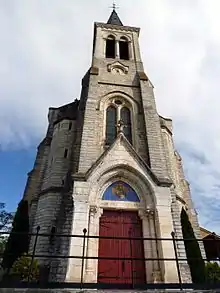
left=0, top=227, right=220, bottom=290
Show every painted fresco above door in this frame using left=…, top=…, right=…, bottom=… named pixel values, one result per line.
left=102, top=181, right=140, bottom=202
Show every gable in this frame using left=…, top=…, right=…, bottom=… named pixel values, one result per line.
left=85, top=133, right=166, bottom=188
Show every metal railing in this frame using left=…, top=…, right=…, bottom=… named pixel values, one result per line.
left=0, top=227, right=220, bottom=290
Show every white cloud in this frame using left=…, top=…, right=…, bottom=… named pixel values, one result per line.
left=0, top=0, right=220, bottom=232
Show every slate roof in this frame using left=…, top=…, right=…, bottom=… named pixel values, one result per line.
left=107, top=9, right=123, bottom=26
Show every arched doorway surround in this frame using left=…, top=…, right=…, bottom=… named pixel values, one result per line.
left=85, top=165, right=162, bottom=283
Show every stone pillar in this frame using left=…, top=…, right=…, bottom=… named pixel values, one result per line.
left=85, top=205, right=101, bottom=283
left=146, top=208, right=162, bottom=283
left=116, top=40, right=120, bottom=58
left=139, top=209, right=153, bottom=283
left=65, top=195, right=89, bottom=282
left=156, top=189, right=180, bottom=283
left=128, top=41, right=133, bottom=60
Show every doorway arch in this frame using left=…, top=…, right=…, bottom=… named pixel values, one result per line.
left=85, top=167, right=161, bottom=283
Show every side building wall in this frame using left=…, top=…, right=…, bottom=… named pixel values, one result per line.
left=160, top=116, right=206, bottom=281
left=25, top=101, right=79, bottom=281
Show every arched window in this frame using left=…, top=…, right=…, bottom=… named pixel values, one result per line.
left=121, top=107, right=132, bottom=143
left=106, top=35, right=116, bottom=58
left=119, top=37, right=129, bottom=60
left=106, top=106, right=117, bottom=145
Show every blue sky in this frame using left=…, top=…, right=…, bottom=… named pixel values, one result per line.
left=0, top=0, right=220, bottom=233
left=0, top=148, right=36, bottom=212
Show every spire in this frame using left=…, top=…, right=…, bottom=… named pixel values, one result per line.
left=107, top=4, right=123, bottom=26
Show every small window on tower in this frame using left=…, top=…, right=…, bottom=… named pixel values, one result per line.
left=106, top=35, right=116, bottom=58
left=119, top=37, right=129, bottom=60
left=68, top=122, right=72, bottom=131
left=64, top=149, right=68, bottom=158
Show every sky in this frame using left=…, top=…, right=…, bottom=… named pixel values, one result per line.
left=0, top=0, right=220, bottom=233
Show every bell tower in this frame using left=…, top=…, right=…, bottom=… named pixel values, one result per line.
left=77, top=8, right=170, bottom=186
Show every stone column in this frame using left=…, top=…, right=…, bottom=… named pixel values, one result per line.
left=145, top=208, right=160, bottom=283
left=148, top=208, right=163, bottom=283
left=85, top=205, right=99, bottom=283
left=128, top=41, right=133, bottom=60
left=116, top=40, right=120, bottom=58
left=139, top=209, right=153, bottom=283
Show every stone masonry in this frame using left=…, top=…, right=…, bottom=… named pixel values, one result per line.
left=22, top=9, right=204, bottom=284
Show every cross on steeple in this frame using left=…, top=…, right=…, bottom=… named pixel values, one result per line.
left=110, top=2, right=119, bottom=11
left=107, top=2, right=123, bottom=26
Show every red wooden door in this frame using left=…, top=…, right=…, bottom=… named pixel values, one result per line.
left=98, top=210, right=146, bottom=284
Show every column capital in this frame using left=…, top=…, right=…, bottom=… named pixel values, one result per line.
left=138, top=208, right=155, bottom=219
left=146, top=206, right=155, bottom=218
left=89, top=205, right=98, bottom=216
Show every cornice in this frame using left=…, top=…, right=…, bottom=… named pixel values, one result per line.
left=95, top=22, right=140, bottom=34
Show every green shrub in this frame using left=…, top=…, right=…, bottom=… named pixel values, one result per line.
left=10, top=253, right=39, bottom=282
left=181, top=208, right=206, bottom=283
left=205, top=262, right=220, bottom=283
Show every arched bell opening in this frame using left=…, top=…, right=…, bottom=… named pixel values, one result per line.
left=106, top=35, right=116, bottom=58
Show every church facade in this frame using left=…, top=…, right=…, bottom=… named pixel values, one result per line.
left=23, top=10, right=204, bottom=284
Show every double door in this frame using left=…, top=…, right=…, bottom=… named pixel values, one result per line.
left=98, top=210, right=146, bottom=284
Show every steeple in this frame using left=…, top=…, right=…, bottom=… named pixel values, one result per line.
left=107, top=8, right=123, bottom=26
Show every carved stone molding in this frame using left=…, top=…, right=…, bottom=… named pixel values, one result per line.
left=107, top=61, right=129, bottom=75
left=146, top=207, right=155, bottom=218
left=89, top=206, right=98, bottom=216
left=138, top=208, right=155, bottom=219
left=95, top=22, right=140, bottom=34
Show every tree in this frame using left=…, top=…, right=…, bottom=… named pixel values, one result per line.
left=0, top=237, right=8, bottom=255
left=181, top=208, right=206, bottom=283
left=0, top=203, right=13, bottom=232
left=1, top=200, right=29, bottom=270
left=0, top=203, right=13, bottom=262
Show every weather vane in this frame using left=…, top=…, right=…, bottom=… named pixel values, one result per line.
left=110, top=1, right=119, bottom=10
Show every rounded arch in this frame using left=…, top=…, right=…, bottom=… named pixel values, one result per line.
left=88, top=163, right=156, bottom=208
left=98, top=91, right=139, bottom=112
left=103, top=32, right=117, bottom=39
left=118, top=33, right=132, bottom=42
left=120, top=36, right=129, bottom=42
left=106, top=34, right=116, bottom=40
left=98, top=91, right=139, bottom=148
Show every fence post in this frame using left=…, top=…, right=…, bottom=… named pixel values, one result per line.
left=171, top=231, right=182, bottom=290
left=28, top=226, right=40, bottom=283
left=80, top=228, right=87, bottom=289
